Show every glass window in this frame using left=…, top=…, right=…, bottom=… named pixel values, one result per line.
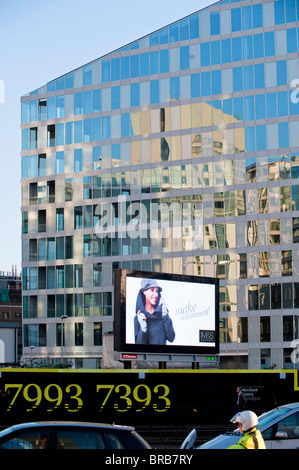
left=260, top=284, right=270, bottom=310
left=212, top=70, right=221, bottom=95
left=201, top=72, right=210, bottom=96
left=231, top=8, right=241, bottom=32
left=111, top=58, right=120, bottom=81
left=242, top=5, right=252, bottom=30
left=210, top=12, right=220, bottom=35
left=56, top=95, right=64, bottom=118
left=130, top=83, right=139, bottom=107
left=150, top=80, right=159, bottom=104
left=170, top=77, right=179, bottom=100
left=253, top=4, right=263, bottom=28
left=160, top=49, right=169, bottom=74
left=83, top=91, right=92, bottom=114
left=276, top=411, right=299, bottom=437
left=244, top=65, right=254, bottom=90
left=65, top=122, right=73, bottom=145
left=243, top=36, right=253, bottom=60
left=211, top=41, right=220, bottom=65
left=150, top=31, right=159, bottom=46
left=56, top=151, right=64, bottom=175
left=93, top=89, right=101, bottom=113
left=102, top=116, right=111, bottom=140
left=56, top=208, right=64, bottom=232
left=30, top=127, right=37, bottom=149
left=74, top=93, right=83, bottom=115
left=22, top=128, right=29, bottom=151
left=267, top=93, right=277, bottom=118
left=0, top=429, right=51, bottom=449
left=180, top=46, right=189, bottom=70
left=278, top=91, right=288, bottom=116
left=170, top=23, right=179, bottom=43
left=244, top=96, right=254, bottom=121
left=130, top=55, right=139, bottom=78
left=254, top=64, right=265, bottom=88
left=256, top=125, right=267, bottom=151
left=140, top=53, right=149, bottom=76
left=274, top=0, right=285, bottom=25
left=121, top=114, right=130, bottom=137
left=102, top=60, right=110, bottom=83
left=47, top=239, right=55, bottom=261
left=277, top=60, right=287, bottom=85
left=200, top=43, right=210, bottom=66
left=271, top=283, right=281, bottom=309
left=180, top=18, right=189, bottom=41
left=260, top=317, right=271, bottom=342
left=159, top=27, right=168, bottom=44
left=121, top=56, right=129, bottom=79
left=93, top=118, right=101, bottom=141
left=265, top=32, right=275, bottom=57
left=30, top=100, right=38, bottom=122
left=221, top=38, right=231, bottom=63
left=233, top=67, right=243, bottom=92
left=245, top=126, right=255, bottom=152
left=248, top=285, right=258, bottom=310
left=74, top=149, right=82, bottom=172
left=191, top=74, right=200, bottom=98
left=282, top=283, right=293, bottom=309
left=287, top=28, right=297, bottom=53
left=279, top=122, right=289, bottom=148
left=150, top=51, right=159, bottom=75
left=21, top=101, right=30, bottom=124
left=56, top=123, right=64, bottom=146
left=232, top=37, right=242, bottom=62
left=111, top=87, right=120, bottom=110
left=254, top=34, right=264, bottom=58
left=190, top=13, right=199, bottom=39
left=255, top=94, right=266, bottom=119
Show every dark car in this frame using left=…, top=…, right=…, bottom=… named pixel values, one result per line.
left=0, top=421, right=151, bottom=450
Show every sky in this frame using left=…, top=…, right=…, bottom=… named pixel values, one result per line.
left=0, top=0, right=214, bottom=275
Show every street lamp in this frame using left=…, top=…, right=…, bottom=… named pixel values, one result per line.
left=60, top=315, right=68, bottom=363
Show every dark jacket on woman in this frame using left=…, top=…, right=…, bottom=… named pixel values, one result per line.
left=134, top=288, right=175, bottom=345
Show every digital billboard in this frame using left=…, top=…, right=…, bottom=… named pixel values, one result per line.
left=114, top=270, right=219, bottom=355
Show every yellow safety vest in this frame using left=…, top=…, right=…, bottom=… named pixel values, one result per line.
left=228, top=428, right=266, bottom=449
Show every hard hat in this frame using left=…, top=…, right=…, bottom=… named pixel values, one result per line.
left=230, top=410, right=258, bottom=432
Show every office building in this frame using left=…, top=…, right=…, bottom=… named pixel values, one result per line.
left=21, top=0, right=299, bottom=368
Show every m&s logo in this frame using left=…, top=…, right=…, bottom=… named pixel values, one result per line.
left=199, top=330, right=215, bottom=343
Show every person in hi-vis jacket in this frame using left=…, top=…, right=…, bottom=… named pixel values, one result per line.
left=134, top=279, right=175, bottom=345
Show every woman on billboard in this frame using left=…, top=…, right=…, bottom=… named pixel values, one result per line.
left=134, top=279, right=175, bottom=345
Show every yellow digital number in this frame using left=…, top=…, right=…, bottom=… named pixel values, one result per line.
left=114, top=384, right=132, bottom=412
left=96, top=385, right=115, bottom=411
left=44, top=384, right=63, bottom=412
left=153, top=384, right=171, bottom=412
left=5, top=384, right=23, bottom=412
left=64, top=384, right=83, bottom=412
left=133, top=384, right=151, bottom=412
left=23, top=384, right=42, bottom=412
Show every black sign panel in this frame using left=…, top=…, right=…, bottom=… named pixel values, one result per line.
left=0, top=369, right=298, bottom=429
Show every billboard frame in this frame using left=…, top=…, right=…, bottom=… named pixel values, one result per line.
left=114, top=269, right=219, bottom=356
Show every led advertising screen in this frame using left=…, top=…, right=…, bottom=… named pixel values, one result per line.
left=114, top=270, right=219, bottom=355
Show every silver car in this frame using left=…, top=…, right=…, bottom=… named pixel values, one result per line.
left=0, top=421, right=151, bottom=449
left=182, top=403, right=299, bottom=449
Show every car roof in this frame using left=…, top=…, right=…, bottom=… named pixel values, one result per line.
left=0, top=421, right=135, bottom=436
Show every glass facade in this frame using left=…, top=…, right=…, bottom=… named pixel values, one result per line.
left=21, top=0, right=299, bottom=369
